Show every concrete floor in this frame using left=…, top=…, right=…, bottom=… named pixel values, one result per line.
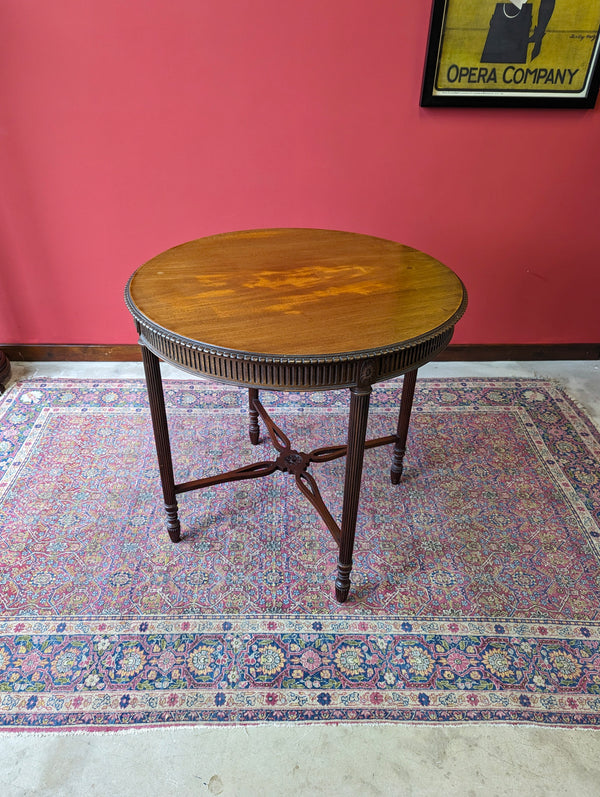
left=1, top=360, right=600, bottom=796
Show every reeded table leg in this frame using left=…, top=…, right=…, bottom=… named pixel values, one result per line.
left=141, top=345, right=181, bottom=542
left=335, top=385, right=372, bottom=603
left=390, top=368, right=418, bottom=484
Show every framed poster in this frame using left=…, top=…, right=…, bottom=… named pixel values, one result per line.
left=421, top=1, right=600, bottom=107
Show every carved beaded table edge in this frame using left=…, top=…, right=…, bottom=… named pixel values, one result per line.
left=124, top=228, right=467, bottom=603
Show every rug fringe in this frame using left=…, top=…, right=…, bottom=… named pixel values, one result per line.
left=2, top=719, right=600, bottom=736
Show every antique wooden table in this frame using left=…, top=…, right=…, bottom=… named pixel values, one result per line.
left=125, top=228, right=467, bottom=602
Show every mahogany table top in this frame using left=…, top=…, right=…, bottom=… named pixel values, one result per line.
left=127, top=228, right=466, bottom=357
left=125, top=228, right=467, bottom=390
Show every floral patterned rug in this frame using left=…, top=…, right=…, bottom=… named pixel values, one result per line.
left=1, top=377, right=600, bottom=730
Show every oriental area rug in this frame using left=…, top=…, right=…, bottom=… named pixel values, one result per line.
left=1, top=377, right=600, bottom=731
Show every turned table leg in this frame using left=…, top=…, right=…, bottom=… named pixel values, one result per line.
left=335, top=385, right=372, bottom=603
left=248, top=388, right=260, bottom=444
left=141, top=345, right=181, bottom=542
left=0, top=351, right=10, bottom=393
left=390, top=368, right=418, bottom=484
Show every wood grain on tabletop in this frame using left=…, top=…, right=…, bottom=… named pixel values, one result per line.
left=128, top=228, right=466, bottom=357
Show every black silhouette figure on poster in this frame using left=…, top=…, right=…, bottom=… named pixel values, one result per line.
left=530, top=0, right=556, bottom=58
left=481, top=0, right=556, bottom=64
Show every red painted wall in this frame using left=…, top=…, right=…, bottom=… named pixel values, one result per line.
left=1, top=0, right=599, bottom=346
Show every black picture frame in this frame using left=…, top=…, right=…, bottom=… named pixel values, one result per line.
left=421, top=0, right=600, bottom=108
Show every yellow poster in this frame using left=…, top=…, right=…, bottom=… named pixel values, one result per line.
left=422, top=1, right=600, bottom=105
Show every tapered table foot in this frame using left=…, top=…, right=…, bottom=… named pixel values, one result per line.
left=335, top=563, right=352, bottom=603
left=165, top=502, right=182, bottom=542
left=390, top=368, right=418, bottom=484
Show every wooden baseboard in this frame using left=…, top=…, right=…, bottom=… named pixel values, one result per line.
left=439, top=343, right=600, bottom=361
left=2, top=343, right=600, bottom=362
left=2, top=345, right=144, bottom=362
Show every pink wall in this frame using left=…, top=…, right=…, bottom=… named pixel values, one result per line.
left=1, top=0, right=599, bottom=346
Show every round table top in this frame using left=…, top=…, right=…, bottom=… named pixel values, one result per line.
left=126, top=228, right=467, bottom=360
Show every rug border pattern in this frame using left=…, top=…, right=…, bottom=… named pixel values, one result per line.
left=1, top=377, right=600, bottom=730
